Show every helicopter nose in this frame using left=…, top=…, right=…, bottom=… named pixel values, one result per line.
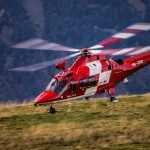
left=34, top=91, right=59, bottom=105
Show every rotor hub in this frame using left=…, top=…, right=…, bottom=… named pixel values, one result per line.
left=81, top=48, right=89, bottom=53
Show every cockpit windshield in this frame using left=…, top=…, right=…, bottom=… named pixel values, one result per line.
left=46, top=79, right=67, bottom=94
left=46, top=78, right=56, bottom=91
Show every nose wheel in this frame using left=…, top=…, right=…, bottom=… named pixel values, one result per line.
left=49, top=106, right=56, bottom=114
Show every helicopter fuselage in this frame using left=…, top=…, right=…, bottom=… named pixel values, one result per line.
left=34, top=51, right=150, bottom=105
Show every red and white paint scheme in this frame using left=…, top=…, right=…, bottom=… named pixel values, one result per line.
left=10, top=23, right=150, bottom=113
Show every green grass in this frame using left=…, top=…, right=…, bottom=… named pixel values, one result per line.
left=0, top=94, right=150, bottom=150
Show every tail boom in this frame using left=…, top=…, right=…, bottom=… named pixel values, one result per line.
left=108, top=52, right=150, bottom=87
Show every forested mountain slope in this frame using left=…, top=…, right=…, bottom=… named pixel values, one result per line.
left=0, top=0, right=150, bottom=102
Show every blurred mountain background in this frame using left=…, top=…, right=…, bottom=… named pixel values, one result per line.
left=0, top=0, right=150, bottom=102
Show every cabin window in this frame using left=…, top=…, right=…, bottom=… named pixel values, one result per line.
left=88, top=76, right=96, bottom=87
left=80, top=78, right=88, bottom=89
left=69, top=79, right=76, bottom=92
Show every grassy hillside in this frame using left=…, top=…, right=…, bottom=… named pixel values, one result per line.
left=0, top=94, right=150, bottom=150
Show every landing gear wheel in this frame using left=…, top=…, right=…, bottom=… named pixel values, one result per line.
left=110, top=97, right=118, bottom=103
left=85, top=96, right=91, bottom=101
left=110, top=96, right=116, bottom=102
left=50, top=106, right=56, bottom=114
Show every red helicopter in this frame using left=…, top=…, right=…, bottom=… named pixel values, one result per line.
left=10, top=23, right=150, bottom=114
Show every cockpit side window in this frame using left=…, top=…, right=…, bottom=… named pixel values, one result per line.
left=69, top=79, right=76, bottom=92
left=51, top=80, right=67, bottom=94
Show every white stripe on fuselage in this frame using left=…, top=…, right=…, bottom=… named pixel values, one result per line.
left=85, top=60, right=102, bottom=95
left=98, top=70, right=112, bottom=85
left=84, top=86, right=97, bottom=95
left=86, top=60, right=102, bottom=76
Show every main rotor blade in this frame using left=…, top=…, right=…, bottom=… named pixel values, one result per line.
left=11, top=38, right=79, bottom=52
left=9, top=52, right=81, bottom=72
left=90, top=46, right=150, bottom=56
left=90, top=23, right=150, bottom=49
